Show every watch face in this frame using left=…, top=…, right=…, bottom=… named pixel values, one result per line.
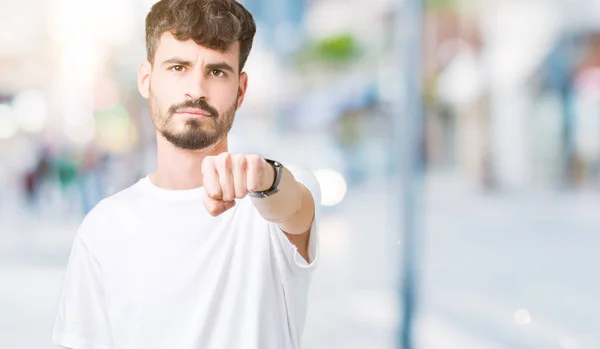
left=266, top=159, right=282, bottom=168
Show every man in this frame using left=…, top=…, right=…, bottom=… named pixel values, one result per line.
left=52, top=1, right=320, bottom=348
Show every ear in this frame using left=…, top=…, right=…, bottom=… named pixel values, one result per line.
left=236, top=72, right=248, bottom=109
left=137, top=60, right=151, bottom=99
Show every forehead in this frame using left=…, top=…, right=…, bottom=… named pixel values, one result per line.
left=154, top=32, right=240, bottom=68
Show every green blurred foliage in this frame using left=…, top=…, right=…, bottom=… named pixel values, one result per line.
left=311, top=33, right=362, bottom=61
left=293, top=33, right=363, bottom=68
left=423, top=0, right=461, bottom=10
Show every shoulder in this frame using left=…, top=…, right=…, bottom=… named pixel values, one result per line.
left=77, top=178, right=146, bottom=241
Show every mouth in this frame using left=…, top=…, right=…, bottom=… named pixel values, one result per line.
left=174, top=108, right=213, bottom=119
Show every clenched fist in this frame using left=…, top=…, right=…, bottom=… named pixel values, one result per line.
left=201, top=153, right=275, bottom=216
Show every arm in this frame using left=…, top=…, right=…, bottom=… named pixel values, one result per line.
left=201, top=154, right=317, bottom=262
left=250, top=165, right=315, bottom=234
left=251, top=166, right=315, bottom=262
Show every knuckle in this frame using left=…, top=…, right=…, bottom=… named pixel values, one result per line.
left=206, top=187, right=221, bottom=200
left=220, top=152, right=231, bottom=161
left=247, top=155, right=262, bottom=169
left=234, top=154, right=246, bottom=168
left=214, top=153, right=227, bottom=166
left=248, top=154, right=261, bottom=163
left=202, top=156, right=215, bottom=170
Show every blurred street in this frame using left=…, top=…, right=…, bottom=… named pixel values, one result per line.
left=2, top=173, right=599, bottom=349
left=3, top=0, right=600, bottom=347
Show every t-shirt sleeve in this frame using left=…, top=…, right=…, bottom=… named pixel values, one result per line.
left=271, top=162, right=321, bottom=277
left=52, top=222, right=113, bottom=349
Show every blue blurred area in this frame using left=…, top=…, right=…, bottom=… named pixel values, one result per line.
left=1, top=0, right=600, bottom=348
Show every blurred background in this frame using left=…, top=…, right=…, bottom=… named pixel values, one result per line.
left=1, top=0, right=600, bottom=348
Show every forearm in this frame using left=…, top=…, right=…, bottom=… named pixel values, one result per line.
left=200, top=153, right=316, bottom=235
left=251, top=168, right=314, bottom=234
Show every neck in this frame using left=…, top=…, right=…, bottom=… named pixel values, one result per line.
left=150, top=131, right=228, bottom=190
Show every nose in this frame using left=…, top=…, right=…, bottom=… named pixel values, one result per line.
left=185, top=71, right=207, bottom=101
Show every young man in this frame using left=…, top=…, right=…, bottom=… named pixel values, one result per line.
left=52, top=1, right=320, bottom=348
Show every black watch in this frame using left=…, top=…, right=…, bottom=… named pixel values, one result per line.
left=248, top=159, right=283, bottom=198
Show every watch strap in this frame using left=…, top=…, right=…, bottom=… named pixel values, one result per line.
left=248, top=159, right=283, bottom=198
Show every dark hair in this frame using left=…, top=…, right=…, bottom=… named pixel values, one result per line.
left=145, top=0, right=256, bottom=71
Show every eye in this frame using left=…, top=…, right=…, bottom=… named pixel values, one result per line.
left=169, top=65, right=185, bottom=72
left=210, top=69, right=225, bottom=77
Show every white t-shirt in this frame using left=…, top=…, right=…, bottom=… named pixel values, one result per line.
left=52, top=163, right=321, bottom=349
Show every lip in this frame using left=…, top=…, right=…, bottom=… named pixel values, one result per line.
left=174, top=108, right=213, bottom=118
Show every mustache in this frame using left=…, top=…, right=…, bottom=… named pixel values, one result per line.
left=168, top=99, right=218, bottom=117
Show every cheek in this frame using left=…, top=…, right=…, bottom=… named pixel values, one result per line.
left=152, top=74, right=180, bottom=100
left=150, top=96, right=171, bottom=127
left=151, top=88, right=174, bottom=114
left=212, top=83, right=239, bottom=108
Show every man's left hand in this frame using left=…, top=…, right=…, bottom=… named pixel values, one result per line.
left=201, top=153, right=275, bottom=217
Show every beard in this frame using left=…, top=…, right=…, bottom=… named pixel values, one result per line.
left=150, top=92, right=237, bottom=150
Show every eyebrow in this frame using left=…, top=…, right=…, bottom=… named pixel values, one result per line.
left=205, top=62, right=235, bottom=74
left=161, top=58, right=236, bottom=73
left=162, top=57, right=192, bottom=66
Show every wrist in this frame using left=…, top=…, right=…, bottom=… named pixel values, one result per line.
left=257, top=159, right=276, bottom=192
left=248, top=159, right=283, bottom=198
